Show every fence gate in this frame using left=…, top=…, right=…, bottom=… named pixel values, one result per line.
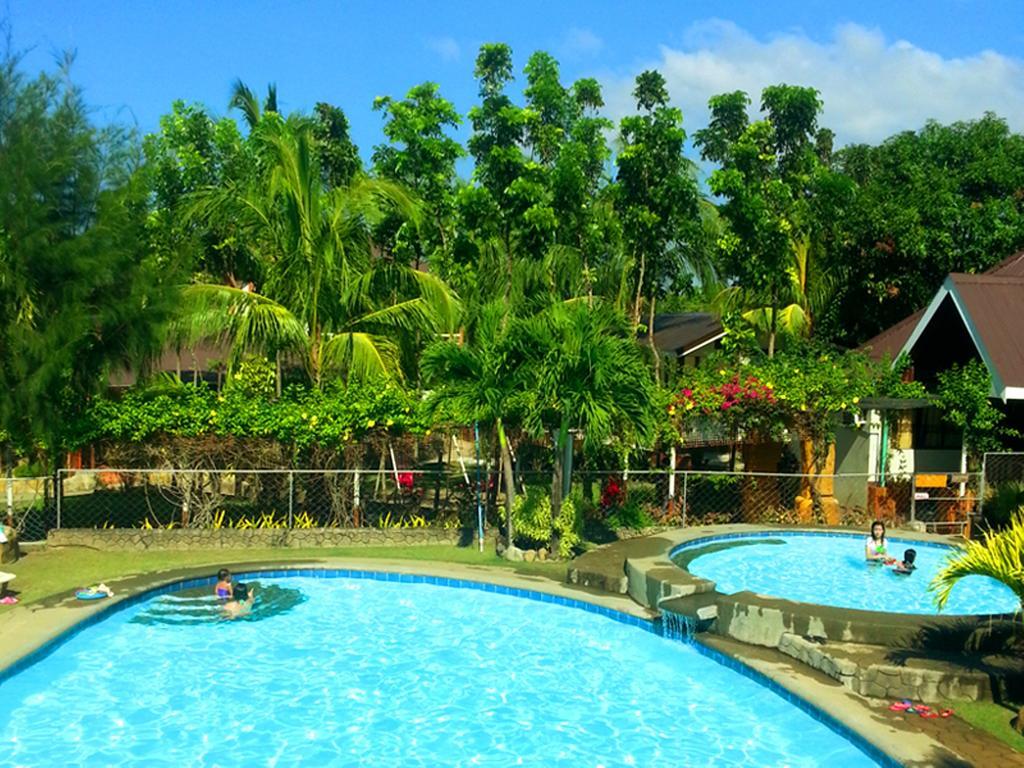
left=910, top=472, right=979, bottom=536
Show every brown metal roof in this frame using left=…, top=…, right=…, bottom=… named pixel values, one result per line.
left=641, top=313, right=724, bottom=355
left=108, top=342, right=230, bottom=388
left=985, top=249, right=1024, bottom=277
left=948, top=273, right=1024, bottom=389
left=860, top=308, right=924, bottom=361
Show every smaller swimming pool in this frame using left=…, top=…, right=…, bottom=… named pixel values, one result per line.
left=672, top=532, right=1020, bottom=616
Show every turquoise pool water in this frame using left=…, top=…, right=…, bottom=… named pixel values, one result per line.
left=0, top=575, right=881, bottom=767
left=674, top=533, right=1020, bottom=615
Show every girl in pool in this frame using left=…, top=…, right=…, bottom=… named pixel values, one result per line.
left=864, top=520, right=894, bottom=563
left=214, top=568, right=233, bottom=598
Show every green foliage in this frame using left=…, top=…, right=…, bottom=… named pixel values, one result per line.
left=553, top=495, right=581, bottom=558
left=983, top=481, right=1024, bottom=531
left=826, top=114, right=1024, bottom=345
left=605, top=497, right=656, bottom=532
left=65, top=379, right=426, bottom=453
left=933, top=360, right=1017, bottom=459
left=0, top=52, right=178, bottom=455
left=616, top=70, right=705, bottom=325
left=695, top=85, right=838, bottom=355
left=510, top=486, right=580, bottom=557
left=372, top=82, right=464, bottom=265
left=931, top=510, right=1024, bottom=612
left=511, top=486, right=553, bottom=545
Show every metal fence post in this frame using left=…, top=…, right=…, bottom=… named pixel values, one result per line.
left=910, top=473, right=917, bottom=524
left=288, top=470, right=294, bottom=528
left=55, top=469, right=62, bottom=530
left=978, top=453, right=988, bottom=522
left=681, top=471, right=688, bottom=528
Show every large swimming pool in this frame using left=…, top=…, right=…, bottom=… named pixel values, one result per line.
left=0, top=573, right=883, bottom=767
left=673, top=532, right=1020, bottom=615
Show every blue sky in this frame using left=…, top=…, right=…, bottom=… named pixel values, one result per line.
left=9, top=1, right=1024, bottom=163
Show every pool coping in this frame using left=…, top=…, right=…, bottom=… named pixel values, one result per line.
left=0, top=558, right=904, bottom=767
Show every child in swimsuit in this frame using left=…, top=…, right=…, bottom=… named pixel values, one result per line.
left=893, top=548, right=917, bottom=575
left=215, top=568, right=232, bottom=599
left=865, top=520, right=892, bottom=563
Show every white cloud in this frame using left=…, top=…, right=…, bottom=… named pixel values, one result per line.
left=602, top=20, right=1024, bottom=147
left=425, top=36, right=461, bottom=62
left=563, top=27, right=604, bottom=58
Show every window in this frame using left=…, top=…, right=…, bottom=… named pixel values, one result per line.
left=912, top=407, right=962, bottom=450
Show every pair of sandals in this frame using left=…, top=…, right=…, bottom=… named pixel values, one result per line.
left=889, top=700, right=954, bottom=718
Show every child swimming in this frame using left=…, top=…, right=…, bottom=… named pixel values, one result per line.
left=893, top=549, right=917, bottom=575
left=214, top=568, right=233, bottom=599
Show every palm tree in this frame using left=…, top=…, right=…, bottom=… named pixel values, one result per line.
left=931, top=511, right=1024, bottom=612
left=717, top=233, right=842, bottom=347
left=513, top=301, right=656, bottom=549
left=931, top=511, right=1024, bottom=728
left=421, top=301, right=521, bottom=549
left=229, top=79, right=278, bottom=130
left=179, top=121, right=457, bottom=388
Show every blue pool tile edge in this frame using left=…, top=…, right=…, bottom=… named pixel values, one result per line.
left=0, top=566, right=901, bottom=767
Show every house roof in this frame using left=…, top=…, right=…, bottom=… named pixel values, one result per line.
left=860, top=308, right=924, bottom=361
left=985, top=249, right=1024, bottom=277
left=897, top=273, right=1024, bottom=400
left=642, top=313, right=724, bottom=356
left=109, top=342, right=230, bottom=388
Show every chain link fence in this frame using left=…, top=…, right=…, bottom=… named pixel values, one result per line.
left=45, top=467, right=952, bottom=540
left=979, top=451, right=1024, bottom=529
left=4, top=476, right=58, bottom=542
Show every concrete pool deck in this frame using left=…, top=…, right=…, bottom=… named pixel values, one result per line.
left=1, top=553, right=1020, bottom=766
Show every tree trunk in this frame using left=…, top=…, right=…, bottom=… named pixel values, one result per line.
left=632, top=252, right=646, bottom=328
left=275, top=351, right=283, bottom=398
left=647, top=294, right=660, bottom=382
left=4, top=444, right=13, bottom=523
left=767, top=287, right=778, bottom=358
left=497, top=419, right=515, bottom=552
left=550, top=418, right=570, bottom=553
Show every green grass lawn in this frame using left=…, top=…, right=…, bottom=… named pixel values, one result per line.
left=4, top=545, right=567, bottom=606
left=953, top=699, right=1024, bottom=752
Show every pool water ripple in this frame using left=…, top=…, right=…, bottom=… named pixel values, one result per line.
left=0, top=576, right=881, bottom=766
left=675, top=533, right=1019, bottom=615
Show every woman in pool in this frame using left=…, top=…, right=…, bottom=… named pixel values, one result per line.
left=864, top=520, right=892, bottom=563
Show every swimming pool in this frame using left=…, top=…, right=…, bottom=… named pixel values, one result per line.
left=673, top=532, right=1020, bottom=615
left=0, top=573, right=885, bottom=767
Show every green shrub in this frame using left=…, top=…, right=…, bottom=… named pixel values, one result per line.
left=554, top=495, right=582, bottom=558
left=984, top=481, right=1024, bottom=530
left=627, top=481, right=658, bottom=509
left=512, top=486, right=552, bottom=546
left=607, top=498, right=656, bottom=531
left=511, top=485, right=583, bottom=557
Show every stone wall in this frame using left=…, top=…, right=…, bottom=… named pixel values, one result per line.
left=47, top=527, right=484, bottom=551
left=778, top=633, right=994, bottom=703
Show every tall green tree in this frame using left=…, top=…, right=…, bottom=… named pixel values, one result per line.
left=825, top=114, right=1024, bottom=345
left=373, top=82, right=464, bottom=267
left=513, top=302, right=656, bottom=545
left=695, top=86, right=835, bottom=357
left=182, top=122, right=457, bottom=389
left=615, top=70, right=703, bottom=377
left=421, top=301, right=521, bottom=549
left=143, top=100, right=254, bottom=283
left=0, top=52, right=176, bottom=460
